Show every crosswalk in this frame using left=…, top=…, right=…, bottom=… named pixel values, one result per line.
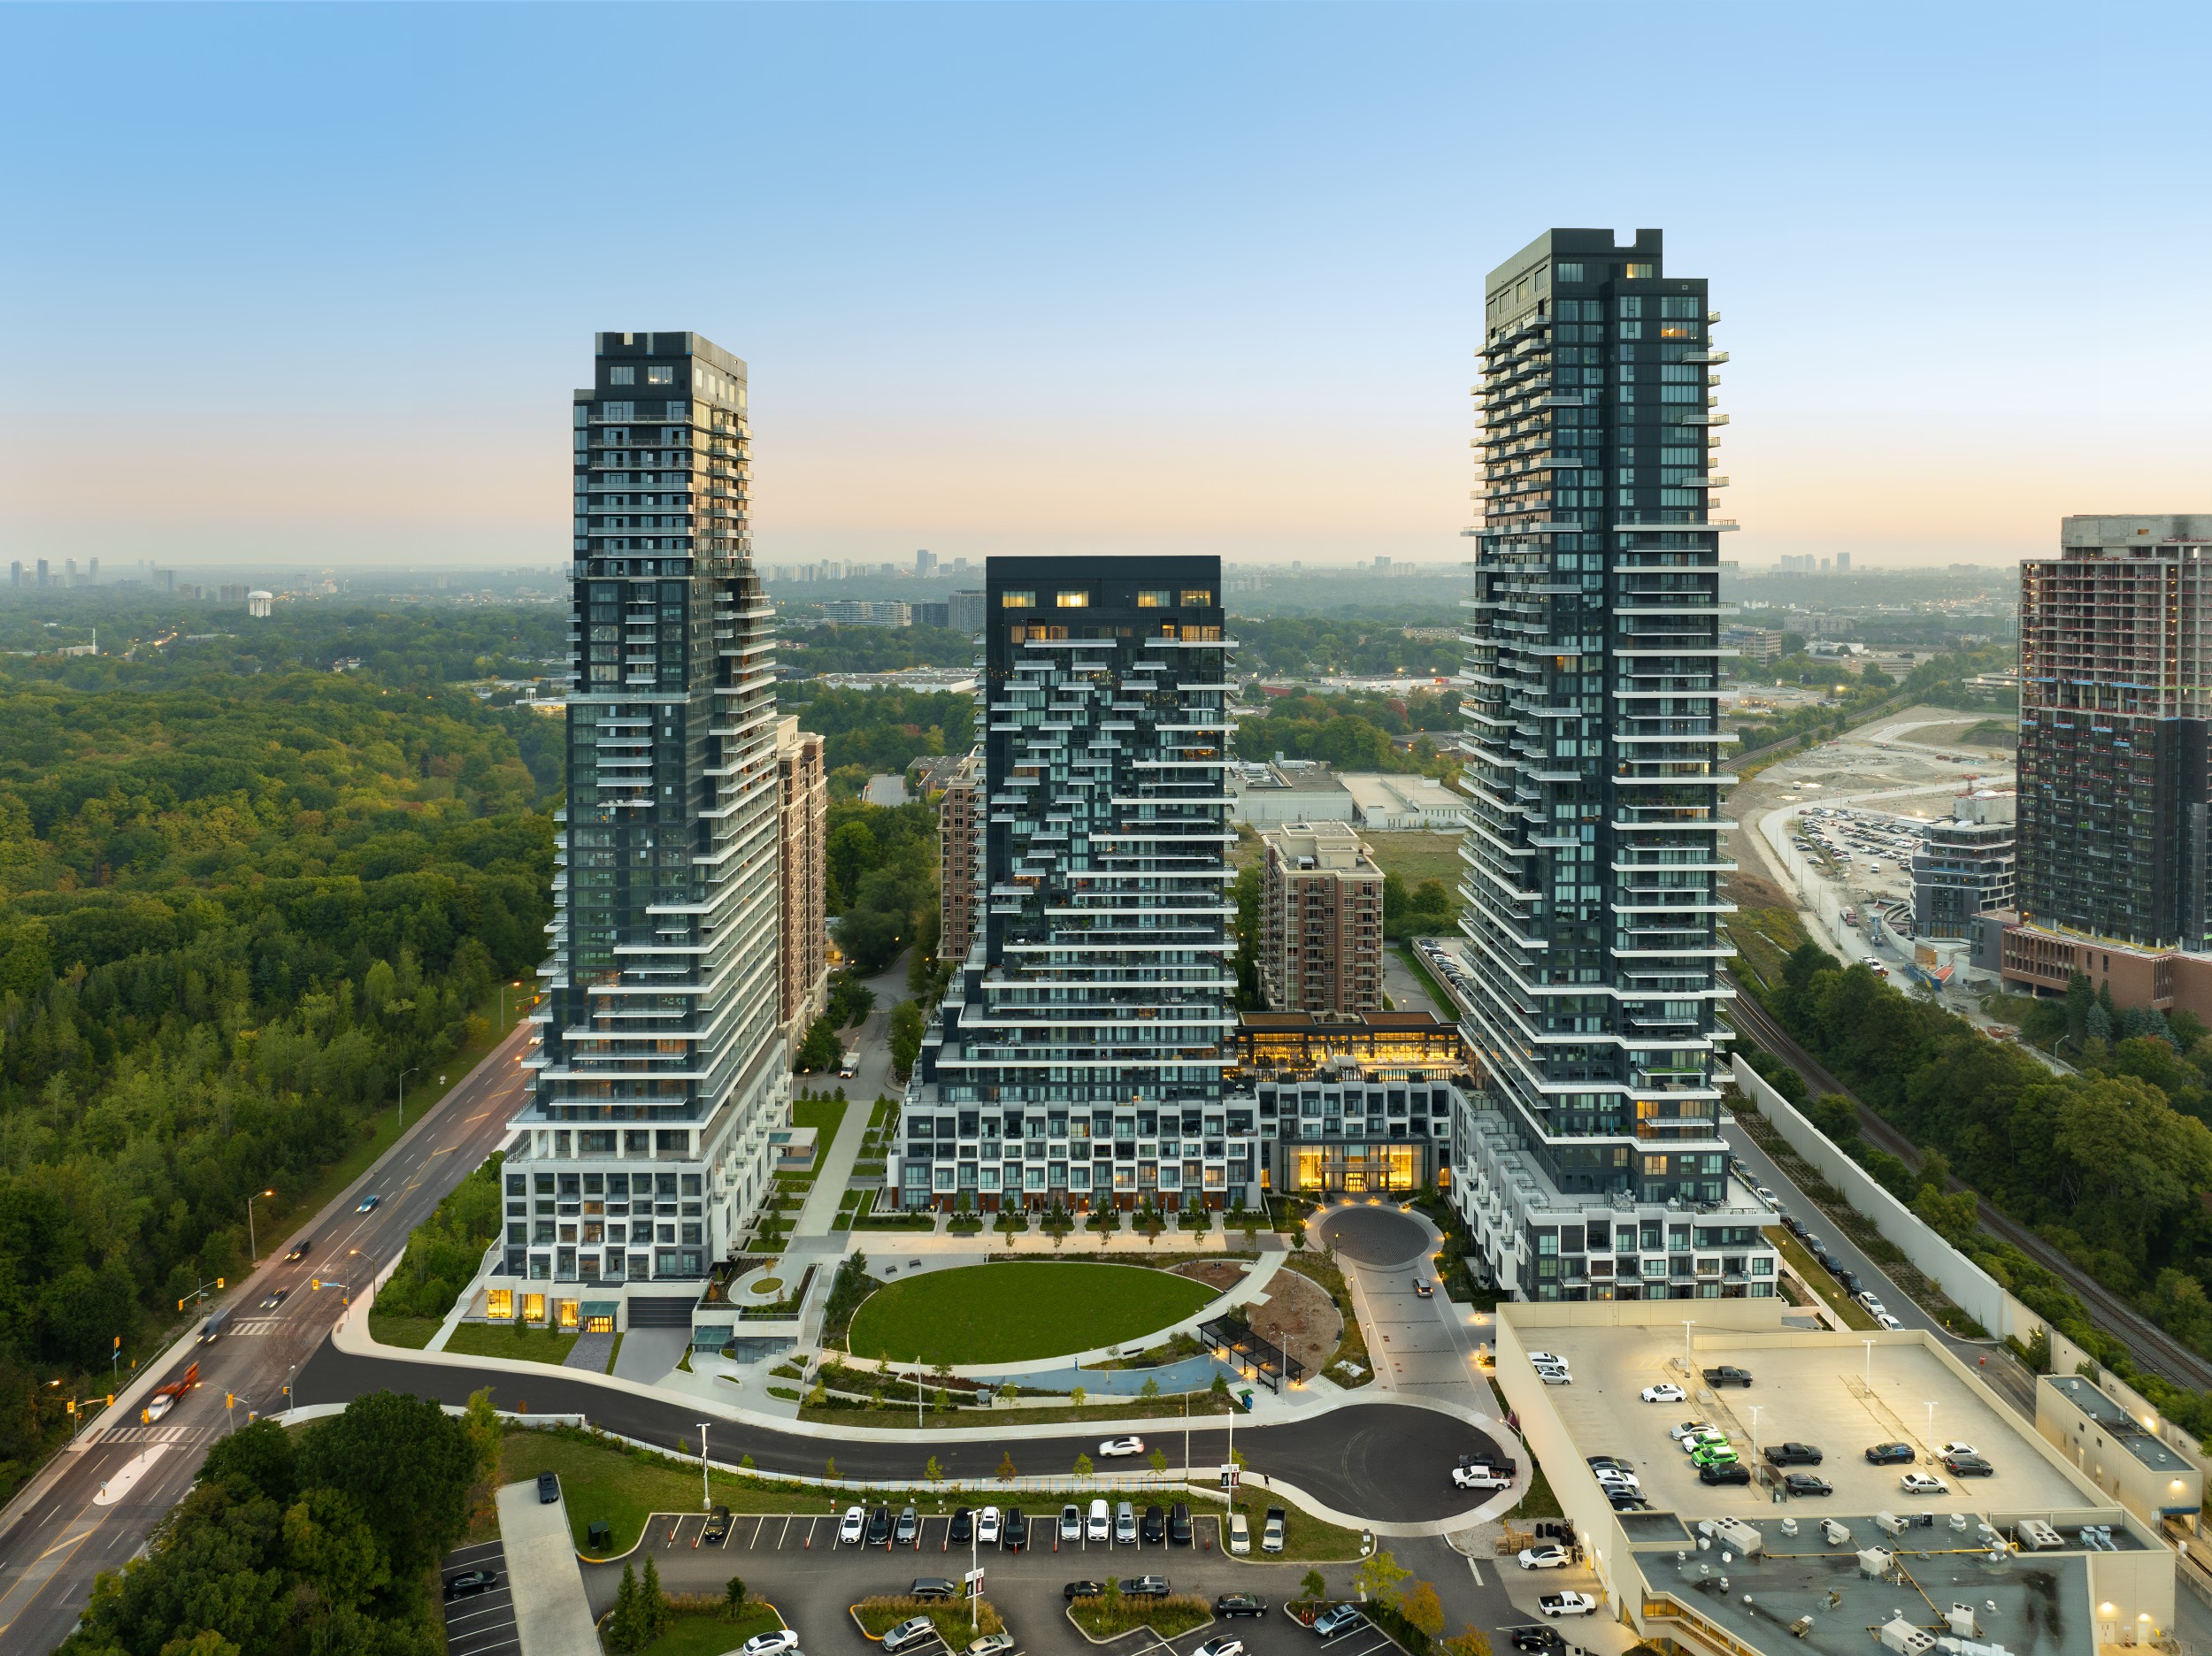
left=96, top=1423, right=209, bottom=1446
left=226, top=1317, right=287, bottom=1336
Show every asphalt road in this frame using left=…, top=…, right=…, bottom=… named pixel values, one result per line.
left=292, top=1337, right=1497, bottom=1527
left=0, top=1022, right=534, bottom=1656
left=586, top=1507, right=1524, bottom=1656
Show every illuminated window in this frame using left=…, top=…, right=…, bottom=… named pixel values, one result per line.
left=1179, top=589, right=1213, bottom=606
left=1624, top=263, right=1654, bottom=280
left=1135, top=590, right=1171, bottom=608
left=1056, top=591, right=1089, bottom=608
left=646, top=365, right=675, bottom=385
left=1002, top=592, right=1035, bottom=609
left=522, top=1292, right=546, bottom=1324
left=485, top=1288, right=515, bottom=1321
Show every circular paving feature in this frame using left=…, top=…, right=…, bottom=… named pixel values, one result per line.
left=1314, top=1204, right=1429, bottom=1267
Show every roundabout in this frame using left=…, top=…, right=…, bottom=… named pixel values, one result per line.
left=1312, top=1203, right=1431, bottom=1268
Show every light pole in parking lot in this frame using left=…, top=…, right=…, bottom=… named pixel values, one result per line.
left=1863, top=1339, right=1877, bottom=1388
left=1747, top=1404, right=1763, bottom=1465
left=697, top=1422, right=710, bottom=1510
left=1678, top=1320, right=1697, bottom=1376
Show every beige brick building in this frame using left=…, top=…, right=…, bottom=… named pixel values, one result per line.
left=775, top=717, right=828, bottom=1038
left=1259, top=823, right=1385, bottom=1013
left=938, top=749, right=982, bottom=964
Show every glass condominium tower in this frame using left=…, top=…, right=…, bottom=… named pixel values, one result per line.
left=900, top=557, right=1240, bottom=1211
left=1453, top=231, right=1778, bottom=1303
left=497, top=331, right=787, bottom=1326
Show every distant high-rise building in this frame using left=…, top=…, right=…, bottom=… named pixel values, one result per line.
left=1258, top=824, right=1384, bottom=1014
left=902, top=558, right=1235, bottom=1211
left=8, top=563, right=19, bottom=590
left=775, top=717, right=829, bottom=1038
left=916, top=602, right=950, bottom=629
left=490, top=330, right=787, bottom=1333
left=947, top=590, right=987, bottom=633
left=1834, top=552, right=1850, bottom=573
left=2016, top=514, right=2212, bottom=951
left=87, top=556, right=98, bottom=582
left=936, top=749, right=981, bottom=966
left=1451, top=228, right=1776, bottom=1303
left=35, top=559, right=49, bottom=588
left=916, top=548, right=938, bottom=577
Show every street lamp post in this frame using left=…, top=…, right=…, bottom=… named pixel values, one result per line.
left=1680, top=1320, right=1698, bottom=1376
left=1747, top=1404, right=1763, bottom=1466
left=397, top=1066, right=420, bottom=1131
left=1863, top=1338, right=1876, bottom=1389
left=697, top=1422, right=711, bottom=1511
left=248, top=1187, right=274, bottom=1262
left=1924, top=1401, right=1938, bottom=1452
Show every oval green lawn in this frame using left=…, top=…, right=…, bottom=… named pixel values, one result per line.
left=847, top=1261, right=1219, bottom=1365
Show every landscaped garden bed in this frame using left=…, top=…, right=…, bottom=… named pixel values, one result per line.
left=1067, top=1591, right=1212, bottom=1641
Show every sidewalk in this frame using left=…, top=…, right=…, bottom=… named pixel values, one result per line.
left=793, top=1090, right=877, bottom=1237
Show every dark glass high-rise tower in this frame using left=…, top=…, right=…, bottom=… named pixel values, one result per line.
left=1450, top=231, right=1778, bottom=1303
left=899, top=557, right=1241, bottom=1211
left=495, top=332, right=787, bottom=1330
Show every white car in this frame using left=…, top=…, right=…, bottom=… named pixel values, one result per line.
left=1534, top=1367, right=1571, bottom=1385
left=1540, top=1592, right=1599, bottom=1618
left=1935, top=1442, right=1978, bottom=1460
left=1099, top=1436, right=1146, bottom=1458
left=1518, top=1545, right=1571, bottom=1570
left=1670, top=1420, right=1713, bottom=1442
left=1640, top=1383, right=1686, bottom=1404
left=742, top=1635, right=799, bottom=1656
left=975, top=1506, right=1001, bottom=1545
left=1193, top=1640, right=1246, bottom=1656
left=1525, top=1352, right=1567, bottom=1368
left=1679, top=1430, right=1728, bottom=1455
left=838, top=1506, right=865, bottom=1545
left=1901, top=1471, right=1947, bottom=1495
left=1876, top=1312, right=1904, bottom=1330
left=1452, top=1464, right=1509, bottom=1491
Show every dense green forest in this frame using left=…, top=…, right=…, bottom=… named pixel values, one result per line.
left=62, top=1391, right=494, bottom=1655
left=776, top=683, right=973, bottom=797
left=1231, top=611, right=1464, bottom=678
left=780, top=621, right=976, bottom=673
left=1740, top=937, right=2212, bottom=1434
left=0, top=663, right=554, bottom=1496
left=0, top=596, right=567, bottom=688
left=1235, top=687, right=1461, bottom=778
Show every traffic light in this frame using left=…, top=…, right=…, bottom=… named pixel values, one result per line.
left=217, top=1278, right=224, bottom=1289
left=177, top=1298, right=185, bottom=1311
left=311, top=1278, right=321, bottom=1292
left=112, top=1336, right=119, bottom=1353
left=104, top=1395, right=111, bottom=1407
left=226, top=1392, right=234, bottom=1408
left=66, top=1399, right=75, bottom=1415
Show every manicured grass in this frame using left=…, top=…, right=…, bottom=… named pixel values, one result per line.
left=853, top=1597, right=1004, bottom=1640
left=367, top=1312, right=444, bottom=1349
left=847, top=1261, right=1218, bottom=1364
left=1507, top=1459, right=1563, bottom=1522
left=1361, top=831, right=1464, bottom=893
left=793, top=1093, right=849, bottom=1144
left=1391, top=943, right=1456, bottom=1019
left=445, top=1322, right=582, bottom=1364
left=632, top=1606, right=783, bottom=1655
left=1069, top=1593, right=1212, bottom=1640
left=1224, top=1494, right=1365, bottom=1561
left=1769, top=1227, right=1879, bottom=1331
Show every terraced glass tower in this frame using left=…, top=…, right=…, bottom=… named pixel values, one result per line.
left=495, top=331, right=787, bottom=1323
left=1452, top=232, right=1777, bottom=1302
left=902, top=556, right=1241, bottom=1211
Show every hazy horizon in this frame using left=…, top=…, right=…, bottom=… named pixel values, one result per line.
left=3, top=4, right=2204, bottom=575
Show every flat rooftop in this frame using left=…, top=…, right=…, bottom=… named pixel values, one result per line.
left=2045, top=1376, right=2194, bottom=1475
left=1532, top=1326, right=2091, bottom=1519
left=1642, top=1535, right=2095, bottom=1656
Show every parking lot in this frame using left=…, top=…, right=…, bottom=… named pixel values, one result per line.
left=440, top=1538, right=520, bottom=1656
left=581, top=1509, right=1520, bottom=1656
left=1528, top=1330, right=2085, bottom=1519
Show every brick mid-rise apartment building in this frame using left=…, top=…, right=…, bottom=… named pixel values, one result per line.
left=1259, top=823, right=1384, bottom=1013
left=937, top=749, right=981, bottom=965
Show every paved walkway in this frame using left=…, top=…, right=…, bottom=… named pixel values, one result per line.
left=562, top=1330, right=616, bottom=1374
left=612, top=1326, right=688, bottom=1384
left=792, top=1092, right=876, bottom=1237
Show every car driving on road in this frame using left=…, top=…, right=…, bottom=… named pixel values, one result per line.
left=1099, top=1435, right=1145, bottom=1457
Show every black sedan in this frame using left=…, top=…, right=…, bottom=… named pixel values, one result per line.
left=1065, top=1581, right=1104, bottom=1600
left=443, top=1568, right=499, bottom=1600
left=1783, top=1474, right=1833, bottom=1498
left=1216, top=1594, right=1267, bottom=1618
left=949, top=1508, right=973, bottom=1544
left=1863, top=1443, right=1916, bottom=1465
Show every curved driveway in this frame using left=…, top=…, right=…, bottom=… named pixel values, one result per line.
left=295, top=1342, right=1500, bottom=1525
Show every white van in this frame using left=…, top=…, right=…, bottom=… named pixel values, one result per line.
left=1087, top=1499, right=1110, bottom=1543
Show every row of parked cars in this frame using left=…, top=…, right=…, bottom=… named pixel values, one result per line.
left=839, top=1499, right=1202, bottom=1552
left=1776, top=1213, right=1909, bottom=1328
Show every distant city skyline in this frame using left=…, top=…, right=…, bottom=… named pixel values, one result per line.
left=2, top=4, right=2205, bottom=572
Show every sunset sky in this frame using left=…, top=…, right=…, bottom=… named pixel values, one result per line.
left=2, top=3, right=2206, bottom=571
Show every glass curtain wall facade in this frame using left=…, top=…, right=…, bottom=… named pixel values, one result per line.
left=1453, top=231, right=1776, bottom=1301
left=498, top=331, right=787, bottom=1315
left=902, top=557, right=1240, bottom=1210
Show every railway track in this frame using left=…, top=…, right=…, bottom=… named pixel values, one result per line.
left=1724, top=981, right=2212, bottom=1394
